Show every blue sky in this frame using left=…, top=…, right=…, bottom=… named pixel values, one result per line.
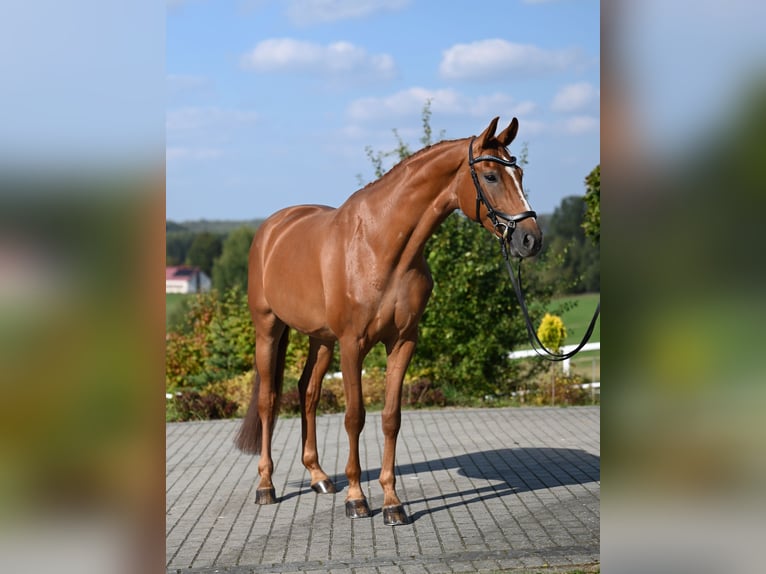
left=167, top=0, right=600, bottom=221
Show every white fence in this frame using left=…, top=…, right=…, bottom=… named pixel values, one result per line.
left=508, top=342, right=600, bottom=376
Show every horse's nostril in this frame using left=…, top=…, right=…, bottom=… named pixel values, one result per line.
left=523, top=233, right=533, bottom=247
left=522, top=233, right=541, bottom=255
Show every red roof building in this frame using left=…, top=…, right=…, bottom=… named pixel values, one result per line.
left=166, top=266, right=212, bottom=294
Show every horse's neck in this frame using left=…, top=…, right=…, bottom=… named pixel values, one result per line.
left=342, top=139, right=465, bottom=260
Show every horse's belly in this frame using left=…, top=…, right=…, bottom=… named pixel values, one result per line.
left=272, top=299, right=335, bottom=339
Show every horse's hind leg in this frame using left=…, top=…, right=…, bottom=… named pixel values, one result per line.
left=252, top=319, right=289, bottom=504
left=299, top=338, right=336, bottom=494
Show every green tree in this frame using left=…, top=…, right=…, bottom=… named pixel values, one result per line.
left=166, top=229, right=196, bottom=266
left=583, top=165, right=600, bottom=245
left=413, top=213, right=551, bottom=397
left=211, top=226, right=256, bottom=292
left=541, top=195, right=600, bottom=294
left=192, top=285, right=254, bottom=386
left=186, top=231, right=223, bottom=277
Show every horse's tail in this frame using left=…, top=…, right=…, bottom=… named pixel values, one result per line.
left=234, top=328, right=290, bottom=455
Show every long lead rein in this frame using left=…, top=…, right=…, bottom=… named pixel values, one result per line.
left=500, top=238, right=601, bottom=362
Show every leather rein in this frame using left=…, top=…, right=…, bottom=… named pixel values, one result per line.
left=468, top=136, right=601, bottom=362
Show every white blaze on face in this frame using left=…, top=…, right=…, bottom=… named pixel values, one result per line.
left=500, top=149, right=532, bottom=211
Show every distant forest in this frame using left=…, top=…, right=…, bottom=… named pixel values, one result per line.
left=166, top=219, right=265, bottom=234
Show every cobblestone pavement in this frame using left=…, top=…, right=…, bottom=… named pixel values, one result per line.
left=166, top=407, right=599, bottom=573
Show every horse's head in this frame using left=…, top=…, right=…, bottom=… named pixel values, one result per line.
left=459, top=117, right=543, bottom=258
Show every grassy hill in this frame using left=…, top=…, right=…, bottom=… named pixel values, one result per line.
left=556, top=292, right=600, bottom=346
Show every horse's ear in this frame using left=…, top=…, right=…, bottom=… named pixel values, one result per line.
left=479, top=117, right=500, bottom=148
left=496, top=117, right=519, bottom=147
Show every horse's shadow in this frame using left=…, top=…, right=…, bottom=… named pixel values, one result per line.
left=285, top=447, right=599, bottom=522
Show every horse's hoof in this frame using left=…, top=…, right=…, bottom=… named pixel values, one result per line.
left=345, top=499, right=371, bottom=519
left=382, top=504, right=409, bottom=526
left=255, top=487, right=277, bottom=505
left=311, top=479, right=337, bottom=494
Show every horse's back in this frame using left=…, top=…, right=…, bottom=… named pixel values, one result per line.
left=252, top=203, right=335, bottom=256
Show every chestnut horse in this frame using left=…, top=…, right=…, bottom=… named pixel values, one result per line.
left=235, top=117, right=542, bottom=525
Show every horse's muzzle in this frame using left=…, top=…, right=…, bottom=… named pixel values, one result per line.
left=510, top=227, right=542, bottom=258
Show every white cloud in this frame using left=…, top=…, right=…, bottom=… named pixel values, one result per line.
left=440, top=39, right=581, bottom=81
left=286, top=0, right=409, bottom=26
left=551, top=82, right=599, bottom=112
left=561, top=115, right=599, bottom=134
left=241, top=38, right=396, bottom=81
left=166, top=106, right=258, bottom=132
left=348, top=87, right=454, bottom=120
left=347, top=87, right=538, bottom=122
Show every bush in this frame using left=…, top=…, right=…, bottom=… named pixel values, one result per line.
left=361, top=368, right=388, bottom=407
left=203, top=371, right=254, bottom=417
left=192, top=285, right=253, bottom=386
left=165, top=286, right=254, bottom=391
left=165, top=291, right=217, bottom=391
left=537, top=313, right=567, bottom=353
left=284, top=331, right=311, bottom=383
left=403, top=378, right=447, bottom=408
left=279, top=387, right=343, bottom=416
left=167, top=390, right=239, bottom=422
left=318, top=387, right=343, bottom=413
left=525, top=373, right=594, bottom=406
left=320, top=367, right=389, bottom=410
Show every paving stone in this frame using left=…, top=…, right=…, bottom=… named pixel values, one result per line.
left=166, top=407, right=600, bottom=573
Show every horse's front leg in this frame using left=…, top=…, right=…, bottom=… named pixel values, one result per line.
left=379, top=336, right=417, bottom=525
left=339, top=338, right=370, bottom=518
left=299, top=338, right=336, bottom=494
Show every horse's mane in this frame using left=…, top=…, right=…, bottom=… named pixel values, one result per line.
left=354, top=137, right=465, bottom=195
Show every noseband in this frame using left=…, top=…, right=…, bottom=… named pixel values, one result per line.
left=468, top=136, right=537, bottom=240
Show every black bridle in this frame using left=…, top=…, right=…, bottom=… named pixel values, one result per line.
left=468, top=136, right=601, bottom=362
left=468, top=136, right=537, bottom=240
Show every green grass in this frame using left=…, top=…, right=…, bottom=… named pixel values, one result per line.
left=554, top=292, right=600, bottom=346
left=554, top=293, right=600, bottom=381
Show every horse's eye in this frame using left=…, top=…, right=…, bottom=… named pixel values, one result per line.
left=484, top=173, right=497, bottom=183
